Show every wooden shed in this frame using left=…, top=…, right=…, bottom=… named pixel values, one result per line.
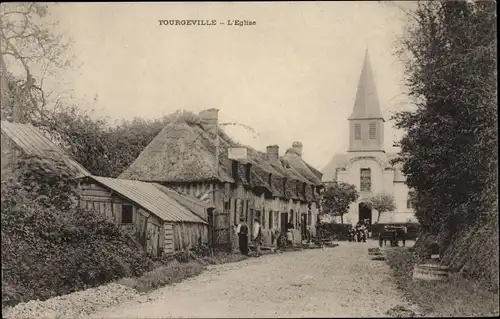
left=78, top=176, right=209, bottom=256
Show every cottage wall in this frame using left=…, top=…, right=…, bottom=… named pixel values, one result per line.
left=172, top=222, right=208, bottom=251
left=166, top=178, right=321, bottom=250
left=78, top=180, right=165, bottom=257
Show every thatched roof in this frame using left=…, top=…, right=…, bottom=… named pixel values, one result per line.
left=120, top=122, right=233, bottom=183
left=283, top=149, right=323, bottom=185
left=120, top=110, right=323, bottom=200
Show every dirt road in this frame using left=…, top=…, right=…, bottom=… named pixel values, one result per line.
left=88, top=241, right=416, bottom=318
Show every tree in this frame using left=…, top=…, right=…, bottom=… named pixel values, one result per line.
left=364, top=193, right=396, bottom=223
left=1, top=3, right=73, bottom=122
left=390, top=1, right=497, bottom=240
left=321, top=182, right=359, bottom=224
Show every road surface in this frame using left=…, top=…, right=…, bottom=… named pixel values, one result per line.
left=88, top=241, right=416, bottom=318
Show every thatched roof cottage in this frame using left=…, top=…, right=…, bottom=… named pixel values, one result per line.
left=120, top=109, right=324, bottom=250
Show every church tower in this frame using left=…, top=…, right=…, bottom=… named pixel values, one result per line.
left=348, top=49, right=385, bottom=153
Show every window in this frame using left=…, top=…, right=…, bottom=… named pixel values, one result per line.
left=369, top=123, right=377, bottom=140
left=407, top=199, right=413, bottom=209
left=224, top=201, right=230, bottom=212
left=255, top=210, right=262, bottom=223
left=268, top=210, right=273, bottom=229
left=245, top=164, right=251, bottom=181
left=233, top=199, right=238, bottom=225
left=121, top=204, right=133, bottom=224
left=239, top=200, right=244, bottom=219
left=245, top=200, right=249, bottom=221
left=290, top=209, right=294, bottom=228
left=354, top=124, right=361, bottom=140
left=360, top=168, right=371, bottom=192
left=231, top=161, right=238, bottom=180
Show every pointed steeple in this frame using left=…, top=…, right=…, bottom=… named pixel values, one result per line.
left=348, top=49, right=384, bottom=121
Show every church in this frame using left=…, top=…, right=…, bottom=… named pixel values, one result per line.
left=321, top=49, right=417, bottom=226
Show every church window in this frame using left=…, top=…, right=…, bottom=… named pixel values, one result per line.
left=360, top=168, right=371, bottom=192
left=407, top=199, right=413, bottom=209
left=354, top=124, right=361, bottom=140
left=369, top=123, right=377, bottom=140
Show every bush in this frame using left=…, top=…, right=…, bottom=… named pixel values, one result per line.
left=441, top=210, right=499, bottom=291
left=385, top=247, right=499, bottom=316
left=118, top=260, right=206, bottom=293
left=1, top=155, right=154, bottom=308
left=316, top=222, right=351, bottom=241
left=118, top=250, right=247, bottom=293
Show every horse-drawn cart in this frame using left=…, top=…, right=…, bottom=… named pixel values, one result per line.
left=378, top=226, right=405, bottom=247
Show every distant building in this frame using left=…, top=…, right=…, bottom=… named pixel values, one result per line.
left=321, top=50, right=416, bottom=225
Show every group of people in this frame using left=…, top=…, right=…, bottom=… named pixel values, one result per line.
left=235, top=217, right=263, bottom=257
left=347, top=222, right=370, bottom=243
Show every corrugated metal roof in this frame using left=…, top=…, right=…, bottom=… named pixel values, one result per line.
left=1, top=120, right=91, bottom=179
left=153, top=184, right=213, bottom=221
left=90, top=176, right=207, bottom=224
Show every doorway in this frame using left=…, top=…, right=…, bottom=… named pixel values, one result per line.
left=301, top=214, right=307, bottom=239
left=280, top=212, right=288, bottom=235
left=207, top=208, right=215, bottom=248
left=358, top=203, right=372, bottom=225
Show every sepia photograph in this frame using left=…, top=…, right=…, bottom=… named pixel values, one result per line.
left=1, top=1, right=498, bottom=318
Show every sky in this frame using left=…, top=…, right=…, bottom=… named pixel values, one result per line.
left=39, top=1, right=415, bottom=171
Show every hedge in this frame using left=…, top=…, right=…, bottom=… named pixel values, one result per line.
left=316, top=222, right=352, bottom=241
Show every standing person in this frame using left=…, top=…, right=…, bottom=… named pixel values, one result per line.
left=286, top=220, right=294, bottom=247
left=360, top=224, right=367, bottom=242
left=252, top=217, right=262, bottom=257
left=236, top=217, right=249, bottom=256
left=383, top=225, right=389, bottom=246
left=401, top=225, right=408, bottom=247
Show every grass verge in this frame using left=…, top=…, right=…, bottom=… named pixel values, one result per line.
left=385, top=247, right=499, bottom=317
left=117, top=252, right=247, bottom=293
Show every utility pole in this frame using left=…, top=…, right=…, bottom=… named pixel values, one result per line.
left=215, top=121, right=219, bottom=178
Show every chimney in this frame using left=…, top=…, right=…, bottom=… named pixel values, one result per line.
left=198, top=108, right=219, bottom=136
left=266, top=145, right=279, bottom=161
left=292, top=141, right=303, bottom=157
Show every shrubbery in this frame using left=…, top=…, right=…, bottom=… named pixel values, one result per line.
left=1, top=155, right=155, bottom=308
left=391, top=1, right=497, bottom=288
left=316, top=222, right=351, bottom=241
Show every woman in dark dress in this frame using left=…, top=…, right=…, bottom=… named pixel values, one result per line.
left=236, top=217, right=249, bottom=256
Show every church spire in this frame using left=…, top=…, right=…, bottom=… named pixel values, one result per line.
left=348, top=48, right=384, bottom=121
